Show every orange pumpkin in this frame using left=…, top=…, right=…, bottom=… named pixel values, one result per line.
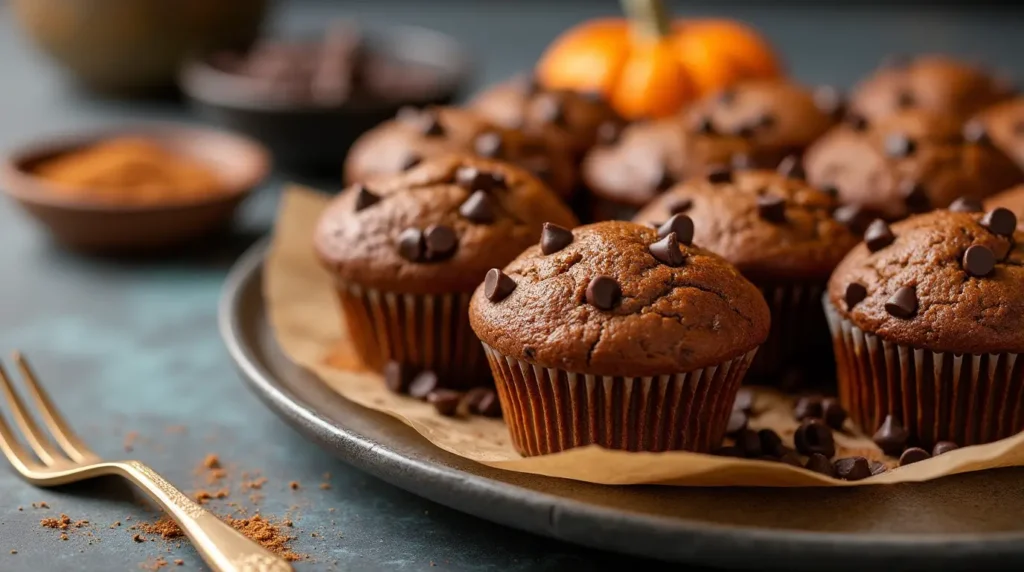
left=536, top=0, right=783, bottom=120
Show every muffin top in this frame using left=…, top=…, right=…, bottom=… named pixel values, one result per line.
left=469, top=75, right=622, bottom=158
left=985, top=184, right=1024, bottom=222
left=343, top=106, right=578, bottom=199
left=804, top=110, right=1023, bottom=221
left=827, top=207, right=1024, bottom=354
left=469, top=220, right=771, bottom=376
left=582, top=80, right=838, bottom=208
left=317, top=154, right=578, bottom=294
left=849, top=55, right=1012, bottom=122
left=975, top=97, right=1024, bottom=169
left=634, top=166, right=859, bottom=282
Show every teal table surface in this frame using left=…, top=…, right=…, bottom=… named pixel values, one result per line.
left=2, top=1, right=1023, bottom=570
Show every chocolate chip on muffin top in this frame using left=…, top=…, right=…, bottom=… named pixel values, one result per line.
left=827, top=207, right=1024, bottom=354
left=634, top=166, right=859, bottom=282
left=317, top=153, right=578, bottom=294
left=804, top=109, right=1024, bottom=220
left=468, top=221, right=771, bottom=376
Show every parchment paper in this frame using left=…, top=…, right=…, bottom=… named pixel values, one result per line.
left=265, top=186, right=1024, bottom=486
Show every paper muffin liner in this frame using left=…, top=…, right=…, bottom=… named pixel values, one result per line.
left=481, top=344, right=757, bottom=456
left=825, top=299, right=1024, bottom=448
left=335, top=282, right=490, bottom=389
left=747, top=280, right=830, bottom=379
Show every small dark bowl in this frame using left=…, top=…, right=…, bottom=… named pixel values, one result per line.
left=179, top=24, right=471, bottom=175
left=0, top=124, right=270, bottom=253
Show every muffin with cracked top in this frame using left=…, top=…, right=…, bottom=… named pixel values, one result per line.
left=468, top=220, right=770, bottom=456
left=635, top=164, right=859, bottom=378
left=317, top=153, right=577, bottom=390
left=826, top=206, right=1024, bottom=449
left=581, top=80, right=839, bottom=221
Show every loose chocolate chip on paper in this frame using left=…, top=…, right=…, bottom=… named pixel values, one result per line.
left=963, top=244, right=996, bottom=277
left=845, top=282, right=868, bottom=310
left=834, top=457, right=872, bottom=481
left=474, top=131, right=504, bottom=158
left=407, top=371, right=439, bottom=400
left=725, top=410, right=748, bottom=436
left=353, top=184, right=380, bottom=211
left=776, top=155, right=805, bottom=179
left=424, top=225, right=458, bottom=260
left=667, top=197, right=693, bottom=215
left=869, top=461, right=889, bottom=475
left=427, top=390, right=462, bottom=416
left=885, top=133, right=916, bottom=157
left=383, top=361, right=413, bottom=394
left=981, top=207, right=1018, bottom=237
left=657, top=214, right=694, bottom=245
left=933, top=441, right=959, bottom=456
left=401, top=154, right=422, bottom=171
left=758, top=429, right=787, bottom=458
left=397, top=228, right=425, bottom=261
left=794, top=419, right=836, bottom=457
left=757, top=195, right=787, bottom=223
left=540, top=222, right=574, bottom=254
left=649, top=233, right=686, bottom=267
left=483, top=269, right=516, bottom=302
left=884, top=286, right=917, bottom=319
left=706, top=166, right=733, bottom=184
left=794, top=396, right=823, bottom=421
left=586, top=276, right=622, bottom=311
left=779, top=451, right=803, bottom=467
left=948, top=196, right=984, bottom=213
left=872, top=414, right=909, bottom=455
left=736, top=429, right=762, bottom=458
left=822, top=398, right=847, bottom=430
left=864, top=219, right=896, bottom=252
left=459, top=191, right=496, bottom=224
left=712, top=446, right=744, bottom=458
left=899, top=447, right=931, bottom=466
left=805, top=453, right=837, bottom=478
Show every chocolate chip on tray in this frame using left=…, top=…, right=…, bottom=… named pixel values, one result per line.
left=758, top=429, right=787, bottom=458
left=383, top=361, right=412, bottom=394
left=872, top=414, right=909, bottom=456
left=834, top=457, right=872, bottom=481
left=736, top=429, right=762, bottom=458
left=805, top=453, right=837, bottom=478
left=821, top=398, right=847, bottom=431
left=793, top=396, right=823, bottom=421
left=899, top=447, right=931, bottom=466
left=427, top=389, right=462, bottom=416
left=712, top=446, right=744, bottom=458
left=794, top=419, right=836, bottom=457
left=778, top=451, right=803, bottom=467
left=407, top=371, right=439, bottom=400
left=933, top=441, right=959, bottom=456
left=870, top=460, right=889, bottom=475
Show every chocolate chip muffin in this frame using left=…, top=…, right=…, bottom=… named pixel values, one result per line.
left=344, top=106, right=578, bottom=201
left=468, top=220, right=770, bottom=456
left=974, top=97, right=1024, bottom=170
left=849, top=55, right=1013, bottom=122
left=582, top=80, right=840, bottom=221
left=986, top=184, right=1024, bottom=222
left=317, top=153, right=578, bottom=389
left=826, top=207, right=1024, bottom=449
left=470, top=74, right=622, bottom=159
left=804, top=110, right=1023, bottom=222
left=635, top=165, right=859, bottom=379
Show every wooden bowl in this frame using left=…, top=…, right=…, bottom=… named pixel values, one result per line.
left=0, top=124, right=271, bottom=253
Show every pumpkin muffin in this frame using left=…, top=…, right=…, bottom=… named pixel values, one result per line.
left=974, top=97, right=1024, bottom=170
left=469, top=220, right=770, bottom=456
left=826, top=207, right=1024, bottom=449
left=635, top=165, right=859, bottom=378
left=804, top=109, right=1023, bottom=224
left=848, top=55, right=1012, bottom=122
left=344, top=106, right=578, bottom=201
left=582, top=80, right=839, bottom=221
left=317, top=153, right=577, bottom=389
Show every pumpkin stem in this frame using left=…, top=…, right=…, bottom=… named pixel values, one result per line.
left=621, top=0, right=672, bottom=40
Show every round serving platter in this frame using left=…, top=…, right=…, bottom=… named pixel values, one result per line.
left=219, top=240, right=1024, bottom=571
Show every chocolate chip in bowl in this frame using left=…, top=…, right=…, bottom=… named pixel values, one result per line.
left=180, top=21, right=471, bottom=174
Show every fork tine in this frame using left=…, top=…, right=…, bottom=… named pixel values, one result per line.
left=0, top=394, right=48, bottom=477
left=12, top=353, right=97, bottom=463
left=0, top=360, right=64, bottom=466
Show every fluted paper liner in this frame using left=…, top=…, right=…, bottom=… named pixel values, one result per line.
left=266, top=186, right=1024, bottom=486
left=749, top=281, right=829, bottom=377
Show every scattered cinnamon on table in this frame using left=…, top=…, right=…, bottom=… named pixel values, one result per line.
left=32, top=137, right=224, bottom=205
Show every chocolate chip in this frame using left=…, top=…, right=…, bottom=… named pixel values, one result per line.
left=474, top=131, right=503, bottom=158
left=419, top=110, right=445, bottom=136
left=845, top=282, right=868, bottom=310
left=794, top=419, right=836, bottom=457
left=707, top=166, right=732, bottom=184
left=712, top=446, right=744, bottom=458
left=730, top=153, right=754, bottom=170
left=353, top=183, right=380, bottom=211
left=847, top=114, right=869, bottom=131
left=963, top=244, right=996, bottom=277
left=776, top=155, right=805, bottom=179
left=962, top=120, right=991, bottom=145
left=657, top=214, right=694, bottom=245
left=597, top=121, right=621, bottom=145
left=949, top=196, right=984, bottom=213
left=834, top=204, right=871, bottom=233
left=872, top=414, right=909, bottom=455
left=933, top=441, right=959, bottom=455
left=757, top=196, right=787, bottom=223
left=813, top=85, right=844, bottom=116
left=586, top=276, right=621, bottom=310
left=476, top=391, right=502, bottom=417
left=864, top=219, right=895, bottom=252
left=649, top=232, right=685, bottom=267
left=484, top=268, right=516, bottom=302
left=455, top=166, right=506, bottom=192
left=423, top=225, right=457, bottom=260
left=758, top=429, right=787, bottom=457
left=383, top=361, right=413, bottom=394
left=667, top=197, right=693, bottom=215
left=805, top=453, right=837, bottom=477
left=885, top=133, right=916, bottom=157
left=981, top=207, right=1017, bottom=237
left=793, top=396, right=823, bottom=421
left=427, top=389, right=462, bottom=416
left=408, top=370, right=439, bottom=400
left=896, top=90, right=915, bottom=109
left=899, top=447, right=930, bottom=466
left=540, top=222, right=573, bottom=255
left=401, top=154, right=422, bottom=171
left=397, top=228, right=425, bottom=261
left=693, top=116, right=715, bottom=134
left=820, top=184, right=839, bottom=198
left=736, top=429, right=762, bottom=458
left=834, top=457, right=872, bottom=481
left=459, top=191, right=496, bottom=224
left=870, top=461, right=889, bottom=475
left=758, top=113, right=777, bottom=130
left=884, top=286, right=917, bottom=319
left=726, top=410, right=748, bottom=436
left=533, top=94, right=565, bottom=125
left=653, top=165, right=675, bottom=191
left=900, top=181, right=930, bottom=213
left=733, top=388, right=754, bottom=413
left=779, top=451, right=803, bottom=467
left=822, top=398, right=847, bottom=430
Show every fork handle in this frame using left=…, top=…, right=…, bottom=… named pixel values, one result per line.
left=115, top=460, right=294, bottom=572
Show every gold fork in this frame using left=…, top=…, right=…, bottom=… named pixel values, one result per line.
left=0, top=352, right=294, bottom=572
